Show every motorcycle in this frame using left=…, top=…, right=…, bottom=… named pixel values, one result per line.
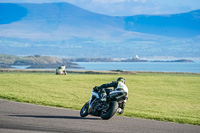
left=80, top=88, right=128, bottom=120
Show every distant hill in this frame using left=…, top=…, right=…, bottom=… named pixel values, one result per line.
left=124, top=10, right=200, bottom=38
left=0, top=3, right=199, bottom=58
left=0, top=54, right=79, bottom=69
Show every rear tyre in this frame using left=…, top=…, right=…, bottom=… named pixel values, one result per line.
left=80, top=101, right=89, bottom=117
left=100, top=101, right=118, bottom=120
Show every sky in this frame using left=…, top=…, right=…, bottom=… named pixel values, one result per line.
left=1, top=0, right=200, bottom=16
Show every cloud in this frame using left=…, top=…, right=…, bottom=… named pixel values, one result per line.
left=92, top=0, right=147, bottom=4
left=0, top=0, right=199, bottom=16
left=77, top=0, right=198, bottom=16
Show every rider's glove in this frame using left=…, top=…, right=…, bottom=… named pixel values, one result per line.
left=93, top=86, right=99, bottom=92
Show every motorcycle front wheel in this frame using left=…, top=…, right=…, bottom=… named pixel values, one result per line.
left=100, top=101, right=118, bottom=120
left=80, top=101, right=89, bottom=117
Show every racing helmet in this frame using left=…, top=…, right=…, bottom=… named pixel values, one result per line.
left=116, top=77, right=125, bottom=84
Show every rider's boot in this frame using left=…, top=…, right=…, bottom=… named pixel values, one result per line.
left=117, top=101, right=126, bottom=114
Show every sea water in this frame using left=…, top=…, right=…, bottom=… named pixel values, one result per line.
left=11, top=61, right=200, bottom=73
left=74, top=61, right=200, bottom=73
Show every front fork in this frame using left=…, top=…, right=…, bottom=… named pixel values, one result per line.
left=88, top=91, right=99, bottom=113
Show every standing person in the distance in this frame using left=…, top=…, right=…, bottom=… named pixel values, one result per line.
left=93, top=77, right=128, bottom=114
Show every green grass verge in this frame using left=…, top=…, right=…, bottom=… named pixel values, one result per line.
left=0, top=72, right=199, bottom=125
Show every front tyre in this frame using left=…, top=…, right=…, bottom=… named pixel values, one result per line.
left=80, top=101, right=89, bottom=117
left=100, top=101, right=118, bottom=120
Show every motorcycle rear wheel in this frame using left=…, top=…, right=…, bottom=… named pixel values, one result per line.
left=80, top=101, right=89, bottom=117
left=100, top=101, right=118, bottom=120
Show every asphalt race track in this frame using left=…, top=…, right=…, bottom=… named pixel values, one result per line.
left=0, top=99, right=199, bottom=133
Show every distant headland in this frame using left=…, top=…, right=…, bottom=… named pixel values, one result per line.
left=0, top=54, right=194, bottom=69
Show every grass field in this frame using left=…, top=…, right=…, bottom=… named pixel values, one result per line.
left=0, top=72, right=199, bottom=125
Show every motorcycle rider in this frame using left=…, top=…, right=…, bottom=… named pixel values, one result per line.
left=93, top=77, right=128, bottom=114
left=56, top=65, right=66, bottom=75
